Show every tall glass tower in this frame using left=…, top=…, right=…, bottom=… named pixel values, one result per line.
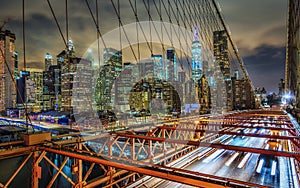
left=45, top=53, right=53, bottom=71
left=191, top=27, right=203, bottom=83
left=0, top=30, right=16, bottom=111
left=152, top=55, right=164, bottom=81
left=96, top=48, right=122, bottom=111
left=166, top=48, right=177, bottom=81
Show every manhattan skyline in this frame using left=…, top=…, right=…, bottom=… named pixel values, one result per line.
left=0, top=0, right=287, bottom=92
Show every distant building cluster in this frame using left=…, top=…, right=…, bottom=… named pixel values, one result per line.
left=0, top=27, right=256, bottom=120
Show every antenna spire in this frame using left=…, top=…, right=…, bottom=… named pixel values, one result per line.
left=194, top=26, right=199, bottom=41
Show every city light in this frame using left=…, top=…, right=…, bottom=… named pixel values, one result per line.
left=256, top=159, right=264, bottom=173
left=225, top=152, right=240, bottom=166
left=271, top=161, right=277, bottom=176
left=238, top=153, right=252, bottom=169
left=203, top=149, right=225, bottom=163
left=0, top=0, right=299, bottom=187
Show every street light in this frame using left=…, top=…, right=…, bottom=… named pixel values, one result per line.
left=282, top=94, right=293, bottom=106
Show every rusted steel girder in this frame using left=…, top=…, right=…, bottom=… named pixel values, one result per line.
left=189, top=119, right=291, bottom=125
left=114, top=133, right=300, bottom=161
left=0, top=146, right=34, bottom=159
left=157, top=126, right=299, bottom=140
left=43, top=148, right=268, bottom=188
left=160, top=123, right=295, bottom=132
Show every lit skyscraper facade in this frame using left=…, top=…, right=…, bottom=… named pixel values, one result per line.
left=68, top=39, right=75, bottom=52
left=152, top=54, right=164, bottom=80
left=16, top=71, right=37, bottom=109
left=30, top=71, right=43, bottom=111
left=213, top=30, right=232, bottom=111
left=42, top=49, right=65, bottom=111
left=191, top=27, right=203, bottom=83
left=213, top=30, right=230, bottom=80
left=45, top=53, right=53, bottom=71
left=231, top=77, right=253, bottom=110
left=0, top=30, right=16, bottom=112
left=129, top=79, right=181, bottom=115
left=61, top=58, right=92, bottom=112
left=14, top=51, right=19, bottom=79
left=95, top=48, right=122, bottom=111
left=197, top=75, right=211, bottom=114
left=57, top=50, right=67, bottom=67
left=43, top=69, right=55, bottom=110
left=114, top=62, right=138, bottom=112
left=42, top=65, right=61, bottom=111
left=17, top=71, right=29, bottom=106
left=166, top=48, right=177, bottom=81
left=72, top=58, right=93, bottom=115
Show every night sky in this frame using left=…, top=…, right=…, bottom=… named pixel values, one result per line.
left=0, top=0, right=287, bottom=93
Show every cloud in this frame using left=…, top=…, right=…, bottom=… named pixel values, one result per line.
left=0, top=0, right=288, bottom=92
left=243, top=45, right=285, bottom=92
left=219, top=0, right=287, bottom=55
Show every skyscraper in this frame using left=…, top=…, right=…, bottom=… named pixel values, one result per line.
left=45, top=53, right=53, bottom=71
left=14, top=51, right=19, bottom=79
left=196, top=75, right=210, bottom=114
left=30, top=71, right=43, bottom=111
left=42, top=68, right=55, bottom=110
left=213, top=30, right=230, bottom=80
left=16, top=70, right=37, bottom=109
left=42, top=65, right=61, bottom=111
left=191, top=27, right=203, bottom=83
left=114, top=62, right=138, bottom=112
left=166, top=48, right=177, bottom=81
left=61, top=57, right=92, bottom=112
left=95, top=48, right=122, bottom=111
left=57, top=50, right=67, bottom=67
left=152, top=54, right=164, bottom=81
left=213, top=30, right=232, bottom=111
left=231, top=77, right=253, bottom=110
left=72, top=58, right=93, bottom=115
left=0, top=30, right=16, bottom=112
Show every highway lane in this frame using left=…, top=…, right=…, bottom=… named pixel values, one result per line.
left=1, top=113, right=297, bottom=187
left=157, top=129, right=293, bottom=187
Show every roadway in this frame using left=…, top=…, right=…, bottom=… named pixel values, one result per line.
left=154, top=123, right=295, bottom=187
left=1, top=111, right=299, bottom=187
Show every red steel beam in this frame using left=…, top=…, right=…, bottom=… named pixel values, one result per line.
left=177, top=120, right=292, bottom=127
left=0, top=140, right=24, bottom=147
left=43, top=147, right=268, bottom=188
left=157, top=126, right=299, bottom=140
left=162, top=124, right=295, bottom=132
left=0, top=146, right=34, bottom=159
left=114, top=133, right=300, bottom=161
left=220, top=120, right=290, bottom=126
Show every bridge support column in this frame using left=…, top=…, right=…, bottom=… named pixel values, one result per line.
left=131, top=138, right=135, bottom=161
left=106, top=167, right=116, bottom=188
left=108, top=136, right=113, bottom=158
left=162, top=129, right=167, bottom=165
left=76, top=141, right=83, bottom=188
left=148, top=140, right=154, bottom=163
left=32, top=151, right=45, bottom=188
